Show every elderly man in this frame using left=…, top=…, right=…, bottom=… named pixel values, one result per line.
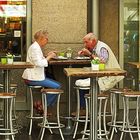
left=72, top=32, right=124, bottom=116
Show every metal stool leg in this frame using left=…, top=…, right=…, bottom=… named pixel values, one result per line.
left=10, top=97, right=15, bottom=140
left=102, top=97, right=109, bottom=140
left=98, top=95, right=109, bottom=140
left=57, top=94, right=64, bottom=140
left=137, top=97, right=140, bottom=139
left=73, top=86, right=90, bottom=139
left=82, top=95, right=90, bottom=139
left=28, top=87, right=33, bottom=135
left=120, top=96, right=133, bottom=140
left=73, top=88, right=80, bottom=139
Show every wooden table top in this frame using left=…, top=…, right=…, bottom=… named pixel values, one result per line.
left=64, top=67, right=127, bottom=78
left=127, top=62, right=140, bottom=69
left=49, top=58, right=91, bottom=65
left=0, top=62, right=34, bottom=69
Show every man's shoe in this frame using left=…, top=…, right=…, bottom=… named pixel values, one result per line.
left=71, top=109, right=86, bottom=116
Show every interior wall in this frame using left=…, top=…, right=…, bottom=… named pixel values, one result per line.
left=99, top=0, right=119, bottom=59
left=32, top=0, right=87, bottom=56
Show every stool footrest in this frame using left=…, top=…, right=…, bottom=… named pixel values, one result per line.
left=0, top=128, right=18, bottom=135
left=38, top=122, right=65, bottom=129
left=119, top=126, right=140, bottom=133
left=26, top=115, right=43, bottom=119
left=107, top=121, right=124, bottom=127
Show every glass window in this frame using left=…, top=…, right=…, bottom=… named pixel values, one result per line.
left=0, top=0, right=26, bottom=60
left=123, top=0, right=139, bottom=90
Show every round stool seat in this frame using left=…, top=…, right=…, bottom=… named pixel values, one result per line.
left=121, top=91, right=140, bottom=97
left=0, top=93, right=16, bottom=98
left=41, top=88, right=64, bottom=94
left=110, top=88, right=132, bottom=94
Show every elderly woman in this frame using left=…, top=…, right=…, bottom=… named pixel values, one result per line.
left=22, top=29, right=61, bottom=110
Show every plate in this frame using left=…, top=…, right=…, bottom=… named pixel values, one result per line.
left=75, top=56, right=90, bottom=60
left=53, top=56, right=68, bottom=60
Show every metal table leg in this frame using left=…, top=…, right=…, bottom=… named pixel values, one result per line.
left=89, top=77, right=98, bottom=140
left=3, top=70, right=11, bottom=140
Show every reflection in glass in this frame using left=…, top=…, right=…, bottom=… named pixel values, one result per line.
left=123, top=0, right=139, bottom=90
left=0, top=0, right=26, bottom=60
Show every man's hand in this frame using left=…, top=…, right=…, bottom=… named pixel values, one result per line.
left=78, top=48, right=91, bottom=56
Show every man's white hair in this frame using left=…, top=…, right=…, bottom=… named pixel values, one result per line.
left=83, top=32, right=98, bottom=41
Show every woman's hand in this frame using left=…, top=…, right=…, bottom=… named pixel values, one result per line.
left=46, top=51, right=57, bottom=61
left=47, top=51, right=57, bottom=56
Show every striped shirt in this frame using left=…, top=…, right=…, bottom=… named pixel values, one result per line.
left=93, top=47, right=109, bottom=63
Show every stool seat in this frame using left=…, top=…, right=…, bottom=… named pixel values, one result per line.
left=0, top=93, right=16, bottom=97
left=110, top=88, right=132, bottom=94
left=121, top=91, right=140, bottom=97
left=41, top=88, right=64, bottom=94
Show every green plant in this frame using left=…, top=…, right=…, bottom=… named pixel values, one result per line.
left=91, top=56, right=100, bottom=64
left=6, top=53, right=15, bottom=59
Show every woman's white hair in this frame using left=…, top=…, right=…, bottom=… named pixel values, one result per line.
left=34, top=29, right=48, bottom=40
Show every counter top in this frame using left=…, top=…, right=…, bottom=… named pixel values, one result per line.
left=49, top=58, right=91, bottom=65
left=127, top=62, right=140, bottom=69
left=0, top=62, right=34, bottom=69
left=64, top=67, right=127, bottom=78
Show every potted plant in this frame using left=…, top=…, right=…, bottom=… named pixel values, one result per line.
left=91, top=56, right=100, bottom=70
left=6, top=53, right=15, bottom=64
left=91, top=56, right=105, bottom=70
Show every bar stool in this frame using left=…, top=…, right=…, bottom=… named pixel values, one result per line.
left=0, top=93, right=18, bottom=140
left=0, top=84, right=18, bottom=128
left=38, top=88, right=65, bottom=140
left=119, top=91, right=140, bottom=140
left=108, top=88, right=132, bottom=140
left=72, top=86, right=90, bottom=139
left=72, top=85, right=109, bottom=139
left=81, top=93, right=109, bottom=140
left=26, top=85, right=43, bottom=135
